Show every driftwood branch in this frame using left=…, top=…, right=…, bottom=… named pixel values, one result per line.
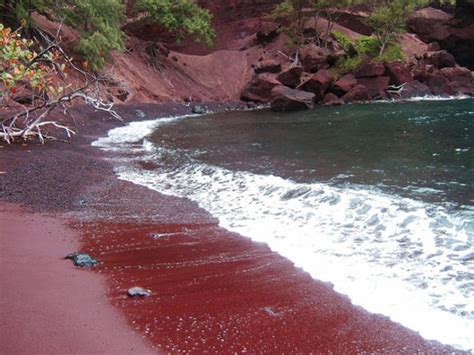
left=1, top=25, right=122, bottom=144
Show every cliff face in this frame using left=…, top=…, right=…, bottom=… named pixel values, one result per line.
left=408, top=5, right=474, bottom=70
left=32, top=1, right=474, bottom=105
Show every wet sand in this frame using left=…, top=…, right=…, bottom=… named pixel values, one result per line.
left=0, top=103, right=458, bottom=353
left=0, top=203, right=153, bottom=354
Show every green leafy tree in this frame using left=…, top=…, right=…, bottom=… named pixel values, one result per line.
left=135, top=0, right=215, bottom=47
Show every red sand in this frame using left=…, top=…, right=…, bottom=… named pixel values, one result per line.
left=76, top=194, right=454, bottom=353
left=0, top=203, right=153, bottom=354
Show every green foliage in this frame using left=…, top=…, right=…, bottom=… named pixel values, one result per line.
left=332, top=30, right=352, bottom=52
left=377, top=43, right=403, bottom=62
left=0, top=22, right=65, bottom=98
left=136, top=0, right=214, bottom=47
left=271, top=0, right=307, bottom=45
left=333, top=55, right=363, bottom=76
left=56, top=0, right=125, bottom=70
left=1, top=0, right=214, bottom=70
left=355, top=35, right=380, bottom=57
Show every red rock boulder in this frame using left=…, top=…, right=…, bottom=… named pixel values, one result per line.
left=395, top=81, right=432, bottom=99
left=355, top=61, right=385, bottom=78
left=241, top=73, right=280, bottom=102
left=277, top=66, right=304, bottom=88
left=342, top=84, right=370, bottom=102
left=385, top=61, right=414, bottom=86
left=256, top=22, right=281, bottom=44
left=254, top=59, right=282, bottom=74
left=298, top=69, right=333, bottom=102
left=331, top=74, right=357, bottom=97
left=357, top=76, right=390, bottom=99
left=322, top=92, right=345, bottom=106
left=270, top=86, right=315, bottom=111
left=424, top=50, right=457, bottom=69
left=300, top=44, right=329, bottom=73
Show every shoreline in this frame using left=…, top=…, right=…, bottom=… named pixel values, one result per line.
left=0, top=102, right=461, bottom=352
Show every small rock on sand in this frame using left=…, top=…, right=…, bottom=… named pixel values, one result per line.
left=65, top=252, right=98, bottom=267
left=127, top=287, right=152, bottom=297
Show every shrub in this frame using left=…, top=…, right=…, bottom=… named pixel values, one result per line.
left=355, top=36, right=380, bottom=58
left=332, top=30, right=352, bottom=52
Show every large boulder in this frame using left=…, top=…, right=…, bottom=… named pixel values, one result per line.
left=426, top=74, right=451, bottom=95
left=408, top=7, right=474, bottom=70
left=298, top=69, right=333, bottom=102
left=277, top=65, right=304, bottom=88
left=270, top=86, right=315, bottom=111
left=342, top=84, right=370, bottom=102
left=254, top=59, right=282, bottom=74
left=322, top=92, right=345, bottom=106
left=385, top=61, right=414, bottom=86
left=241, top=73, right=280, bottom=102
left=331, top=74, right=357, bottom=97
left=396, top=80, right=432, bottom=99
left=300, top=44, right=329, bottom=73
left=355, top=61, right=385, bottom=78
left=424, top=50, right=457, bottom=69
left=357, top=76, right=390, bottom=99
left=256, top=22, right=281, bottom=44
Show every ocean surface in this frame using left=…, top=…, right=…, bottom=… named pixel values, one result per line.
left=94, top=99, right=474, bottom=351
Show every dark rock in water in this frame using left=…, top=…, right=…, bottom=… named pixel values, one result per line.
left=270, top=85, right=315, bottom=111
left=65, top=252, right=98, bottom=267
left=254, top=59, right=282, bottom=74
left=322, top=92, right=344, bottom=106
left=127, top=287, right=152, bottom=297
left=191, top=105, right=206, bottom=114
left=277, top=66, right=304, bottom=89
left=256, top=22, right=280, bottom=44
left=397, top=80, right=432, bottom=98
left=385, top=61, right=414, bottom=86
left=332, top=74, right=357, bottom=97
left=357, top=76, right=390, bottom=99
left=241, top=73, right=280, bottom=103
left=342, top=84, right=370, bottom=102
left=426, top=74, right=450, bottom=95
left=135, top=109, right=146, bottom=118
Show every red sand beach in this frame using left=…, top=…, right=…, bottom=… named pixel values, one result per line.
left=0, top=104, right=458, bottom=353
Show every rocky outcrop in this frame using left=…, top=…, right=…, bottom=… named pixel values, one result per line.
left=332, top=74, right=357, bottom=97
left=357, top=77, right=390, bottom=99
left=385, top=61, right=414, bottom=85
left=241, top=73, right=281, bottom=102
left=342, top=84, right=370, bottom=102
left=322, top=92, right=344, bottom=106
left=254, top=59, right=282, bottom=74
left=256, top=22, right=281, bottom=44
left=300, top=44, right=329, bottom=73
left=396, top=81, right=432, bottom=99
left=424, top=50, right=456, bottom=69
left=408, top=7, right=474, bottom=70
left=298, top=69, right=333, bottom=101
left=355, top=61, right=385, bottom=78
left=270, top=86, right=315, bottom=111
left=277, top=66, right=304, bottom=88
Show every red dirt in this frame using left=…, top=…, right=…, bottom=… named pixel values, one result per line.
left=0, top=203, right=153, bottom=354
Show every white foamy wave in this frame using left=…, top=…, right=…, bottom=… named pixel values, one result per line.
left=93, top=117, right=474, bottom=352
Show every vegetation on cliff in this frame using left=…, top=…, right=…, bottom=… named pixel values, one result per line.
left=0, top=0, right=214, bottom=70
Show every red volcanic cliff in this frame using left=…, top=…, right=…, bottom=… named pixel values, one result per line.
left=31, top=1, right=474, bottom=106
